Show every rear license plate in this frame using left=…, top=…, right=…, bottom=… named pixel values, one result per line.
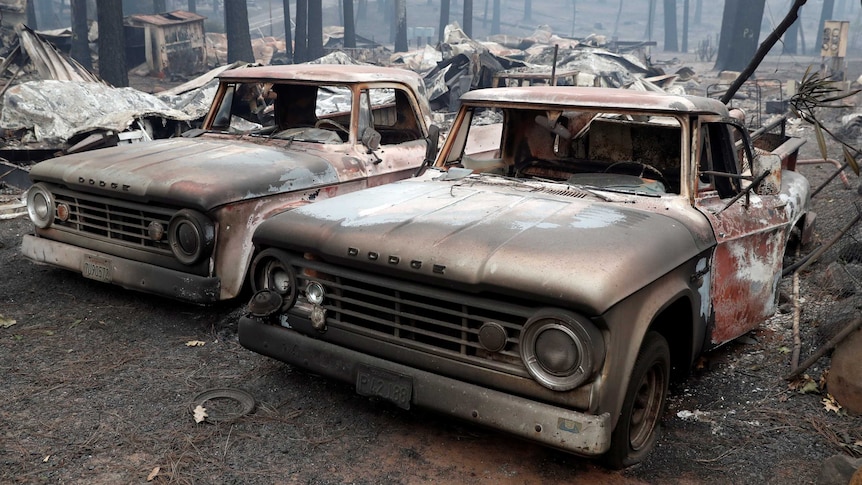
left=356, top=364, right=412, bottom=410
left=82, top=256, right=111, bottom=283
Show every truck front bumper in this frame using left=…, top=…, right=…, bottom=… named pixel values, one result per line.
left=239, top=315, right=612, bottom=456
left=22, top=234, right=220, bottom=303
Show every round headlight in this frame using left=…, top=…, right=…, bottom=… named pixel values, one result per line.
left=520, top=309, right=604, bottom=391
left=168, top=209, right=214, bottom=265
left=249, top=248, right=298, bottom=310
left=26, top=183, right=55, bottom=229
left=306, top=281, right=325, bottom=305
left=535, top=327, right=579, bottom=375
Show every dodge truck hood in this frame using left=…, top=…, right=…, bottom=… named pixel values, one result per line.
left=29, top=137, right=342, bottom=210
left=255, top=176, right=713, bottom=314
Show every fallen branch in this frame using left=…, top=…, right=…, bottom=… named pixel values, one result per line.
left=785, top=316, right=862, bottom=380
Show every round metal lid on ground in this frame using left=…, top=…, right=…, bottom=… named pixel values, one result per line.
left=190, top=388, right=256, bottom=423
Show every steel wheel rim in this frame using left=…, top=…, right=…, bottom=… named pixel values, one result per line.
left=629, top=362, right=666, bottom=451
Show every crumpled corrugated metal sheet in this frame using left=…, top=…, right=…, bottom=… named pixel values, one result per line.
left=0, top=80, right=195, bottom=144
left=16, top=24, right=101, bottom=83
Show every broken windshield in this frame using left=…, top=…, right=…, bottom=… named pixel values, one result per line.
left=447, top=105, right=683, bottom=196
left=208, top=82, right=354, bottom=144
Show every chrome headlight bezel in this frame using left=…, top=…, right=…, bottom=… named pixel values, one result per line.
left=26, top=183, right=55, bottom=229
left=249, top=248, right=298, bottom=310
left=167, top=209, right=215, bottom=265
left=305, top=281, right=326, bottom=305
left=520, top=309, right=605, bottom=391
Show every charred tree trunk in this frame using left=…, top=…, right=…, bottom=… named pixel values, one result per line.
left=283, top=0, right=293, bottom=60
left=225, top=0, right=254, bottom=63
left=96, top=0, right=127, bottom=87
left=694, top=0, right=702, bottom=24
left=720, top=0, right=807, bottom=104
left=463, top=0, right=472, bottom=37
left=295, top=0, right=308, bottom=62
left=713, top=0, right=766, bottom=72
left=439, top=0, right=450, bottom=42
left=153, top=0, right=165, bottom=13
left=491, top=0, right=500, bottom=34
left=343, top=0, right=356, bottom=48
left=308, top=0, right=324, bottom=60
left=613, top=0, right=624, bottom=38
left=482, top=0, right=488, bottom=28
left=71, top=0, right=92, bottom=70
left=524, top=0, right=532, bottom=22
left=783, top=2, right=800, bottom=54
left=682, top=0, right=689, bottom=52
left=394, top=0, right=407, bottom=52
left=26, top=0, right=37, bottom=28
left=663, top=0, right=678, bottom=51
left=645, top=0, right=656, bottom=41
left=187, top=0, right=196, bottom=13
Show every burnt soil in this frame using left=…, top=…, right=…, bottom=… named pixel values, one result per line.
left=3, top=65, right=862, bottom=484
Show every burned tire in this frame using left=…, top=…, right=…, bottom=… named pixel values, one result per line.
left=603, top=331, right=670, bottom=469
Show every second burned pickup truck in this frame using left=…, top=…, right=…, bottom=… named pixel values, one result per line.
left=22, top=65, right=438, bottom=303
left=238, top=87, right=812, bottom=467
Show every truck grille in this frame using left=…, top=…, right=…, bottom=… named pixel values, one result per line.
left=51, top=187, right=176, bottom=255
left=289, top=256, right=534, bottom=375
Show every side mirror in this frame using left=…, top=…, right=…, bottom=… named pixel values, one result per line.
left=424, top=124, right=440, bottom=164
left=361, top=127, right=381, bottom=151
left=753, top=153, right=781, bottom=195
left=415, top=124, right=441, bottom=178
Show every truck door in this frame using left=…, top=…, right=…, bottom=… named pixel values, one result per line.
left=359, top=87, right=428, bottom=185
left=694, top=120, right=792, bottom=345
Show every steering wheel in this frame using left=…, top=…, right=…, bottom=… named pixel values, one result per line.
left=603, top=161, right=669, bottom=188
left=314, top=119, right=350, bottom=136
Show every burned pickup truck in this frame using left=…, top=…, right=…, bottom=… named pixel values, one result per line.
left=238, top=87, right=812, bottom=467
left=22, top=65, right=438, bottom=302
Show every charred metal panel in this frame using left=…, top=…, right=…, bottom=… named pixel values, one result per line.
left=211, top=181, right=366, bottom=300
left=695, top=173, right=808, bottom=345
left=28, top=138, right=344, bottom=211
left=458, top=86, right=730, bottom=116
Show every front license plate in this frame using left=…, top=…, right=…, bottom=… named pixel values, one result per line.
left=82, top=255, right=112, bottom=283
left=356, top=364, right=413, bottom=410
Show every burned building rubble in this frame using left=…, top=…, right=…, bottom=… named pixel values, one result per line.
left=0, top=17, right=791, bottom=194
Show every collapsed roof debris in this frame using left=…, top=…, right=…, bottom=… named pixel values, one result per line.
left=6, top=24, right=100, bottom=84
left=421, top=22, right=685, bottom=112
left=0, top=80, right=195, bottom=145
